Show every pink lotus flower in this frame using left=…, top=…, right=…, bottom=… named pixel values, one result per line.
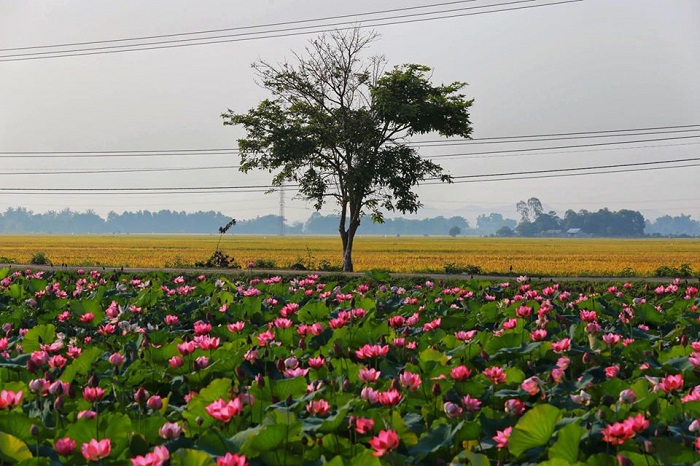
left=228, top=321, right=245, bottom=333
left=461, top=394, right=482, bottom=412
left=130, top=445, right=169, bottom=466
left=361, top=387, right=379, bottom=403
left=483, top=366, right=507, bottom=384
left=306, top=399, right=330, bottom=416
left=602, top=333, right=621, bottom=346
left=206, top=398, right=243, bottom=423
left=283, top=367, right=309, bottom=378
left=450, top=365, right=472, bottom=381
left=619, top=389, right=637, bottom=404
left=493, top=426, right=512, bottom=449
left=520, top=375, right=544, bottom=396
left=454, top=330, right=477, bottom=341
left=359, top=367, right=381, bottom=383
left=504, top=399, right=525, bottom=416
left=444, top=401, right=463, bottom=418
left=169, top=356, right=184, bottom=369
left=659, top=374, right=684, bottom=393
left=308, top=356, right=325, bottom=369
left=81, top=438, right=111, bottom=461
left=108, top=352, right=125, bottom=366
left=193, top=321, right=211, bottom=335
left=159, top=421, right=183, bottom=439
left=28, top=378, right=50, bottom=395
left=355, top=344, right=389, bottom=359
left=502, top=319, right=518, bottom=330
left=551, top=338, right=571, bottom=354
left=399, top=371, right=422, bottom=392
left=624, top=413, right=649, bottom=434
left=194, top=335, right=220, bottom=350
left=605, top=365, right=620, bottom=379
left=369, top=430, right=400, bottom=457
left=55, top=437, right=76, bottom=456
left=82, top=387, right=105, bottom=402
left=177, top=341, right=195, bottom=355
left=377, top=389, right=402, bottom=407
left=217, top=453, right=248, bottom=466
left=147, top=395, right=163, bottom=410
left=78, top=410, right=97, bottom=419
left=602, top=422, right=633, bottom=445
left=256, top=330, right=276, bottom=346
left=350, top=416, right=375, bottom=434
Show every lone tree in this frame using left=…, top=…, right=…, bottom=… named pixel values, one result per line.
left=222, top=29, right=473, bottom=271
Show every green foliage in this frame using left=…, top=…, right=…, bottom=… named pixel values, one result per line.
left=508, top=404, right=561, bottom=457
left=29, top=251, right=51, bottom=265
left=655, top=263, right=694, bottom=277
left=222, top=28, right=473, bottom=271
left=444, top=263, right=482, bottom=275
left=194, top=250, right=240, bottom=269
left=0, top=268, right=698, bottom=464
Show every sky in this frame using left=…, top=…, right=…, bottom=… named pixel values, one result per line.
left=1, top=0, right=699, bottom=226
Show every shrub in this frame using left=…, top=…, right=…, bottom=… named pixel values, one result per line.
left=655, top=263, right=694, bottom=278
left=30, top=252, right=51, bottom=265
left=194, top=251, right=240, bottom=269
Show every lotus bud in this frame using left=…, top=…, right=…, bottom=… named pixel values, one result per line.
left=432, top=382, right=441, bottom=396
left=30, top=425, right=39, bottom=437
left=133, top=387, right=149, bottom=404
left=147, top=395, right=163, bottom=411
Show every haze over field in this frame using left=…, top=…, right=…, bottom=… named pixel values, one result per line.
left=1, top=1, right=698, bottom=224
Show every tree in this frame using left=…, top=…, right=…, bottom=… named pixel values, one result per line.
left=222, top=29, right=473, bottom=271
left=448, top=226, right=461, bottom=237
left=516, top=197, right=543, bottom=223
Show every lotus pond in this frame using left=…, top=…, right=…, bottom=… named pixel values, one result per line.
left=0, top=268, right=700, bottom=465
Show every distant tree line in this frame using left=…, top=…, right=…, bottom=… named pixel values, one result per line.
left=0, top=205, right=697, bottom=237
left=502, top=197, right=700, bottom=238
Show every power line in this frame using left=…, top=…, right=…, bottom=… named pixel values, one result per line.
left=410, top=128, right=700, bottom=146
left=413, top=124, right=700, bottom=143
left=0, top=156, right=696, bottom=193
left=426, top=135, right=700, bottom=159
left=431, top=162, right=700, bottom=184
left=0, top=1, right=581, bottom=62
left=0, top=166, right=240, bottom=176
left=0, top=0, right=487, bottom=52
left=2, top=124, right=698, bottom=156
left=443, top=156, right=700, bottom=180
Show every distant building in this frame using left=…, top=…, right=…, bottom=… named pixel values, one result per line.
left=566, top=228, right=589, bottom=238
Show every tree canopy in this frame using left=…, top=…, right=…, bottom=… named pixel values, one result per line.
left=222, top=28, right=474, bottom=271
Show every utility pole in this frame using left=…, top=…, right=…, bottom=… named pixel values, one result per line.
left=279, top=182, right=285, bottom=236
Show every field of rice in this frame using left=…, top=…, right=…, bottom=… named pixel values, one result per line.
left=0, top=234, right=698, bottom=277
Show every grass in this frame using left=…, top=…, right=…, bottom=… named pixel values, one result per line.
left=0, top=234, right=698, bottom=277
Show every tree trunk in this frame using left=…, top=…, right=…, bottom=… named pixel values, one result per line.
left=341, top=218, right=360, bottom=272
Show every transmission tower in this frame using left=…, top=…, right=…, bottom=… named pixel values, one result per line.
left=279, top=182, right=285, bottom=236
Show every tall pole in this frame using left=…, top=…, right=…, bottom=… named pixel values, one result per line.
left=279, top=182, right=285, bottom=236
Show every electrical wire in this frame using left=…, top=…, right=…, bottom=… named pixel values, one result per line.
left=0, top=156, right=696, bottom=193
left=0, top=1, right=582, bottom=62
left=426, top=135, right=700, bottom=159
left=0, top=0, right=489, bottom=52
left=2, top=126, right=698, bottom=158
left=0, top=134, right=697, bottom=161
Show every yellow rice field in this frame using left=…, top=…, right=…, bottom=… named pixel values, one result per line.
left=0, top=235, right=699, bottom=277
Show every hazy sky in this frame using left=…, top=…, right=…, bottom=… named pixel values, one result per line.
left=1, top=0, right=699, bottom=225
